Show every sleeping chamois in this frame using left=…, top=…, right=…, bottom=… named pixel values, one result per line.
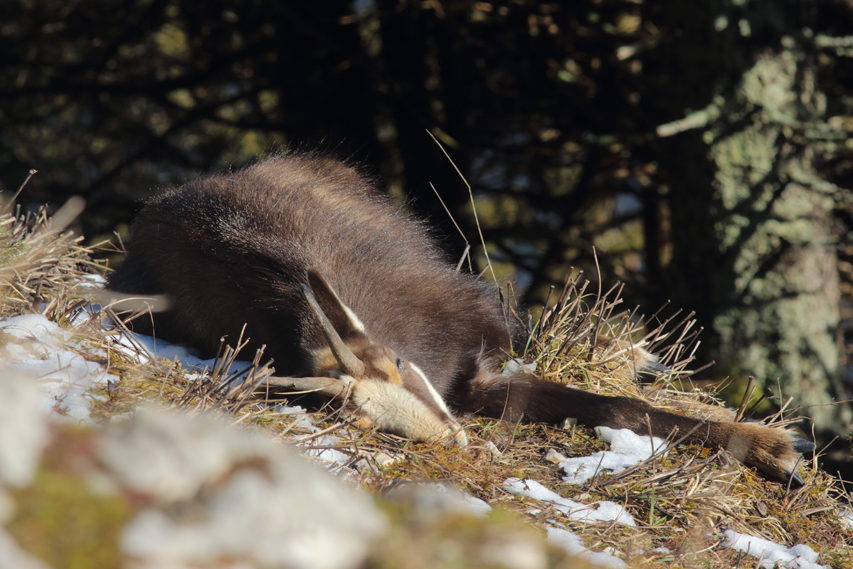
left=108, top=152, right=813, bottom=484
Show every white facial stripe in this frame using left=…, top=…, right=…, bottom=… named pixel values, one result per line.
left=408, top=362, right=453, bottom=418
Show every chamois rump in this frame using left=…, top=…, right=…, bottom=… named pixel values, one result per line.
left=107, top=152, right=813, bottom=483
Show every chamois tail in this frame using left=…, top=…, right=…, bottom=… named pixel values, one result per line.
left=465, top=373, right=813, bottom=484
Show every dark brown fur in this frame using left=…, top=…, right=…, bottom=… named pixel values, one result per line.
left=108, top=152, right=813, bottom=483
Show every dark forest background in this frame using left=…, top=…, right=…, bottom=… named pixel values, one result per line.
left=2, top=0, right=853, bottom=457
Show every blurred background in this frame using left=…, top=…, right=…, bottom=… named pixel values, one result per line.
left=1, top=0, right=852, bottom=463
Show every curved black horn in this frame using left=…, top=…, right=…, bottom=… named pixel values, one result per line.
left=299, top=283, right=366, bottom=378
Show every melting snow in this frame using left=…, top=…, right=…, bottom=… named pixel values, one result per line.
left=559, top=426, right=667, bottom=485
left=503, top=478, right=636, bottom=527
left=721, top=529, right=828, bottom=569
left=0, top=314, right=108, bottom=423
left=840, top=508, right=853, bottom=530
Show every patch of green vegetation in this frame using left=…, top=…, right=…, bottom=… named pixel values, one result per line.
left=371, top=499, right=596, bottom=569
left=7, top=460, right=134, bottom=569
left=0, top=224, right=24, bottom=267
left=825, top=548, right=853, bottom=569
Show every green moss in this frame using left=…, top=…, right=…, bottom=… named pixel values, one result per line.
left=7, top=458, right=134, bottom=569
left=371, top=500, right=575, bottom=569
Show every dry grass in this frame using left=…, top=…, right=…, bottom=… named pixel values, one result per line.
left=2, top=201, right=852, bottom=568
left=0, top=202, right=106, bottom=321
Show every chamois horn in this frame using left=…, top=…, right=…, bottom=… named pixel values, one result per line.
left=299, top=283, right=366, bottom=378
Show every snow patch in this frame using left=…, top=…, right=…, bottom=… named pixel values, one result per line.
left=0, top=314, right=108, bottom=423
left=559, top=427, right=667, bottom=485
left=503, top=478, right=635, bottom=527
left=839, top=508, right=853, bottom=530
left=502, top=358, right=536, bottom=375
left=721, top=529, right=828, bottom=569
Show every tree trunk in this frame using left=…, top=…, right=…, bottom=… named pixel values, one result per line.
left=656, top=0, right=851, bottom=436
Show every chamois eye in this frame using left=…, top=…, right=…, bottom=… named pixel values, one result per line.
left=397, top=358, right=407, bottom=371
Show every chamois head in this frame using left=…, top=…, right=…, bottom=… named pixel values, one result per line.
left=301, top=269, right=468, bottom=446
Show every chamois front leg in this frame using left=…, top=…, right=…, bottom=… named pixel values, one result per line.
left=467, top=374, right=814, bottom=484
left=265, top=376, right=349, bottom=398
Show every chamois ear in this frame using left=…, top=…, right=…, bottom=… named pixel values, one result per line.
left=306, top=268, right=367, bottom=343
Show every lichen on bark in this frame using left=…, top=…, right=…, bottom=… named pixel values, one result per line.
left=659, top=3, right=852, bottom=436
left=705, top=48, right=849, bottom=433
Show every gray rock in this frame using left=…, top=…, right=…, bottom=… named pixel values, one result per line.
left=0, top=374, right=49, bottom=488
left=0, top=530, right=54, bottom=569
left=100, top=407, right=386, bottom=569
left=389, top=482, right=492, bottom=519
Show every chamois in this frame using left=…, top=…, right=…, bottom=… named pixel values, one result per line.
left=108, top=152, right=813, bottom=483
